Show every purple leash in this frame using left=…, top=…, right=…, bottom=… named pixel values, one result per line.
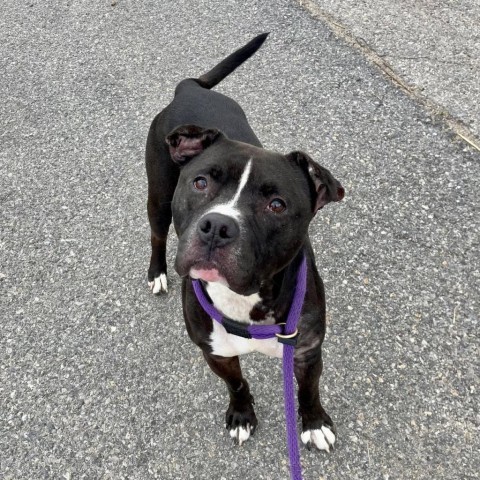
left=192, top=254, right=307, bottom=480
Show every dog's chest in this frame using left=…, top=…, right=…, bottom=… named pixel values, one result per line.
left=205, top=282, right=284, bottom=359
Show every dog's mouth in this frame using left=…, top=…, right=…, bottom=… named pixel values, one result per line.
left=175, top=241, right=258, bottom=294
left=189, top=265, right=229, bottom=285
left=187, top=262, right=260, bottom=295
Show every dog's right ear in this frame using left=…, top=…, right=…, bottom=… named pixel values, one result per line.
left=166, top=125, right=221, bottom=164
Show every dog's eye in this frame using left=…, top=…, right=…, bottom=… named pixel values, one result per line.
left=267, top=198, right=286, bottom=214
left=193, top=176, right=208, bottom=190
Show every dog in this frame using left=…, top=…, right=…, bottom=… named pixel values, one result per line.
left=145, top=33, right=344, bottom=451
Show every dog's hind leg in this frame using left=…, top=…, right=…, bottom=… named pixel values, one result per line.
left=146, top=120, right=179, bottom=294
left=147, top=196, right=172, bottom=294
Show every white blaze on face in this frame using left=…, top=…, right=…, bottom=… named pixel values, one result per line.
left=231, top=158, right=253, bottom=206
left=188, top=158, right=254, bottom=283
left=205, top=158, right=253, bottom=220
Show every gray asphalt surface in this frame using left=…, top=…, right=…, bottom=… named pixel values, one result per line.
left=303, top=0, right=480, bottom=140
left=1, top=1, right=478, bottom=479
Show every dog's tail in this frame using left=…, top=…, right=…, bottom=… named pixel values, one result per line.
left=196, top=32, right=269, bottom=89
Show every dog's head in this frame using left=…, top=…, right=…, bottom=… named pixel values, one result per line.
left=167, top=125, right=344, bottom=295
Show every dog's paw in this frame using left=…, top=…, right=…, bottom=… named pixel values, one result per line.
left=148, top=274, right=168, bottom=294
left=225, top=401, right=258, bottom=446
left=301, top=425, right=336, bottom=452
left=228, top=423, right=255, bottom=446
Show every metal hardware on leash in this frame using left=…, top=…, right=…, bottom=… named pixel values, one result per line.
left=275, top=323, right=299, bottom=346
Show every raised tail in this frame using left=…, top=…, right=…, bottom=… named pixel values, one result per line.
left=196, top=32, right=269, bottom=89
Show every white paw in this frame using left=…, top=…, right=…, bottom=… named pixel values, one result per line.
left=148, top=274, right=168, bottom=294
left=229, top=424, right=254, bottom=446
left=301, top=426, right=336, bottom=452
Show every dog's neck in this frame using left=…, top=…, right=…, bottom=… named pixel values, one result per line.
left=205, top=282, right=273, bottom=325
left=204, top=250, right=305, bottom=325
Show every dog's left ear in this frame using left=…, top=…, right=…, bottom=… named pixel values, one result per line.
left=286, top=151, right=345, bottom=213
left=166, top=125, right=222, bottom=164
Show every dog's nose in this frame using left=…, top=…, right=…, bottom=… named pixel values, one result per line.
left=197, top=213, right=240, bottom=248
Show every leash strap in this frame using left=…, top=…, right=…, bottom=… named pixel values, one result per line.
left=282, top=255, right=307, bottom=480
left=192, top=254, right=307, bottom=480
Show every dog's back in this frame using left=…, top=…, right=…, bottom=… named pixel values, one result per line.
left=165, top=32, right=270, bottom=146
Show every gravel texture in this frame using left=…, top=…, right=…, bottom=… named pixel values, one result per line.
left=1, top=1, right=478, bottom=479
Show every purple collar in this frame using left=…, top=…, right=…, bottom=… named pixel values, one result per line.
left=192, top=253, right=307, bottom=480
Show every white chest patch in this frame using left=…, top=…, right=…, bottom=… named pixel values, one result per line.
left=205, top=281, right=261, bottom=322
left=205, top=281, right=284, bottom=359
left=210, top=321, right=284, bottom=358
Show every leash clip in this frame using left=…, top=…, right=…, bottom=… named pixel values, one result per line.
left=275, top=323, right=299, bottom=346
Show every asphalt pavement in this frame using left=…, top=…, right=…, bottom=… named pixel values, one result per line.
left=302, top=0, right=480, bottom=141
left=1, top=1, right=478, bottom=479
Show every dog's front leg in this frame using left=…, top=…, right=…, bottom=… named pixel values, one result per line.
left=203, top=352, right=258, bottom=445
left=295, top=347, right=336, bottom=452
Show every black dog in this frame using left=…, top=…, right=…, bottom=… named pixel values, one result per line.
left=146, top=33, right=344, bottom=450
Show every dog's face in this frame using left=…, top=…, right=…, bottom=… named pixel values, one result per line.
left=168, top=125, right=344, bottom=295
